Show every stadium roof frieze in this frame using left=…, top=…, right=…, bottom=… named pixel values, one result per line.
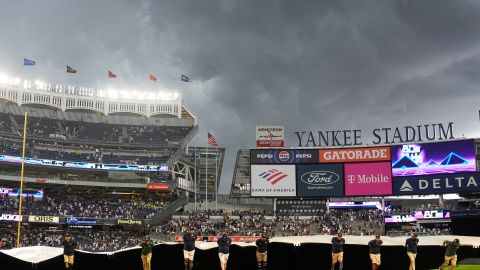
left=0, top=77, right=182, bottom=118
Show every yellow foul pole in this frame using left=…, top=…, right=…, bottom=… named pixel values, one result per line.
left=16, top=112, right=28, bottom=248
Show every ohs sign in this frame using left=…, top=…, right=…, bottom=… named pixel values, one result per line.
left=28, top=215, right=60, bottom=223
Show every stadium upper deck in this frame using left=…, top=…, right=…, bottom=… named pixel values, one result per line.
left=0, top=75, right=198, bottom=167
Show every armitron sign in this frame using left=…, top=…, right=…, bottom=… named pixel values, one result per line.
left=319, top=146, right=391, bottom=163
left=256, top=126, right=285, bottom=148
left=28, top=215, right=60, bottom=223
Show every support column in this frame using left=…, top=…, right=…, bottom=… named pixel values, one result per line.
left=273, top=198, right=277, bottom=218
left=439, top=194, right=444, bottom=207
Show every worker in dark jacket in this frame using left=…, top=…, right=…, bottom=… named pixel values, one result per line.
left=439, top=239, right=461, bottom=270
left=368, top=234, right=383, bottom=270
left=62, top=233, right=77, bottom=270
left=183, top=228, right=197, bottom=270
left=140, top=237, right=154, bottom=270
left=331, top=233, right=345, bottom=270
left=255, top=234, right=269, bottom=270
left=217, top=232, right=232, bottom=270
left=405, top=233, right=419, bottom=270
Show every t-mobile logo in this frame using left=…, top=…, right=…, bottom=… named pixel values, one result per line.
left=348, top=175, right=355, bottom=183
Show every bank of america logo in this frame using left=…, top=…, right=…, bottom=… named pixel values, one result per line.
left=400, top=180, right=414, bottom=192
left=259, top=169, right=288, bottom=185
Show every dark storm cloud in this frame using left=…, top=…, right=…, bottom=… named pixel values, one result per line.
left=1, top=0, right=480, bottom=193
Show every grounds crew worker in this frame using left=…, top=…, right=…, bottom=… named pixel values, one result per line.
left=62, top=233, right=77, bottom=270
left=368, top=234, right=383, bottom=270
left=331, top=233, right=345, bottom=270
left=405, top=233, right=419, bottom=270
left=140, top=237, right=154, bottom=270
left=439, top=239, right=461, bottom=270
left=183, top=228, right=197, bottom=270
left=217, top=232, right=232, bottom=270
left=255, top=234, right=269, bottom=270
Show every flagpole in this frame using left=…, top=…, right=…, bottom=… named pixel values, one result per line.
left=215, top=151, right=218, bottom=211
left=194, top=147, right=197, bottom=211
left=205, top=145, right=208, bottom=211
left=16, top=112, right=28, bottom=248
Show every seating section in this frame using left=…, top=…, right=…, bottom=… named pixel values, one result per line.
left=0, top=112, right=192, bottom=144
left=0, top=112, right=192, bottom=165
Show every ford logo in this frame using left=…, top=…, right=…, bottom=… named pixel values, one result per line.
left=300, top=171, right=339, bottom=186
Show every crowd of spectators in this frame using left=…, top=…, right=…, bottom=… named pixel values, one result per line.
left=152, top=209, right=275, bottom=239
left=151, top=208, right=385, bottom=241
left=0, top=190, right=179, bottom=219
left=0, top=228, right=146, bottom=252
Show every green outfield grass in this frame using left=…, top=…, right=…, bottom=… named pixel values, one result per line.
left=454, top=266, right=480, bottom=270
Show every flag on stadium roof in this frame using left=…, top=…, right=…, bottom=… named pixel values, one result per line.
left=208, top=132, right=218, bottom=147
left=149, top=74, right=157, bottom=82
left=181, top=74, right=190, bottom=82
left=190, top=147, right=196, bottom=162
left=23, top=58, right=36, bottom=66
left=66, top=65, right=77, bottom=73
left=108, top=70, right=117, bottom=78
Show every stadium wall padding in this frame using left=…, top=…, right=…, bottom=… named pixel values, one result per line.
left=0, top=243, right=477, bottom=270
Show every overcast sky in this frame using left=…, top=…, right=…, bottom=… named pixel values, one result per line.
left=1, top=0, right=480, bottom=194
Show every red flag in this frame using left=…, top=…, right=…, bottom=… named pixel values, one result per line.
left=108, top=70, right=117, bottom=78
left=149, top=74, right=157, bottom=82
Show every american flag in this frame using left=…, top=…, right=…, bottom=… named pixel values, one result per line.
left=207, top=132, right=218, bottom=147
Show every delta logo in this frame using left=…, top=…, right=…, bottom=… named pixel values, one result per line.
left=259, top=169, right=289, bottom=185
left=278, top=151, right=290, bottom=162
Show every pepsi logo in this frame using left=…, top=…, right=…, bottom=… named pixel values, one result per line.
left=278, top=151, right=290, bottom=162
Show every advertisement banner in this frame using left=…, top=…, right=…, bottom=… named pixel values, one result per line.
left=391, top=139, right=476, bottom=177
left=413, top=210, right=450, bottom=219
left=0, top=188, right=44, bottom=200
left=344, top=162, right=392, bottom=196
left=296, top=164, right=344, bottom=197
left=28, top=215, right=60, bottom=223
left=208, top=236, right=261, bottom=243
left=319, top=146, right=391, bottom=163
left=0, top=214, right=23, bottom=221
left=328, top=201, right=382, bottom=210
left=256, top=126, right=285, bottom=148
left=250, top=165, right=296, bottom=197
left=392, top=172, right=480, bottom=195
left=117, top=219, right=143, bottom=225
left=275, top=199, right=327, bottom=215
left=250, top=149, right=318, bottom=164
left=384, top=210, right=451, bottom=223
left=384, top=214, right=417, bottom=223
left=66, top=217, right=97, bottom=225
left=147, top=183, right=170, bottom=191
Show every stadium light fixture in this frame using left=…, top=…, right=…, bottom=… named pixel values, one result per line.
left=1, top=74, right=181, bottom=102
left=0, top=74, right=9, bottom=85
left=107, top=89, right=118, bottom=99
left=13, top=77, right=21, bottom=87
